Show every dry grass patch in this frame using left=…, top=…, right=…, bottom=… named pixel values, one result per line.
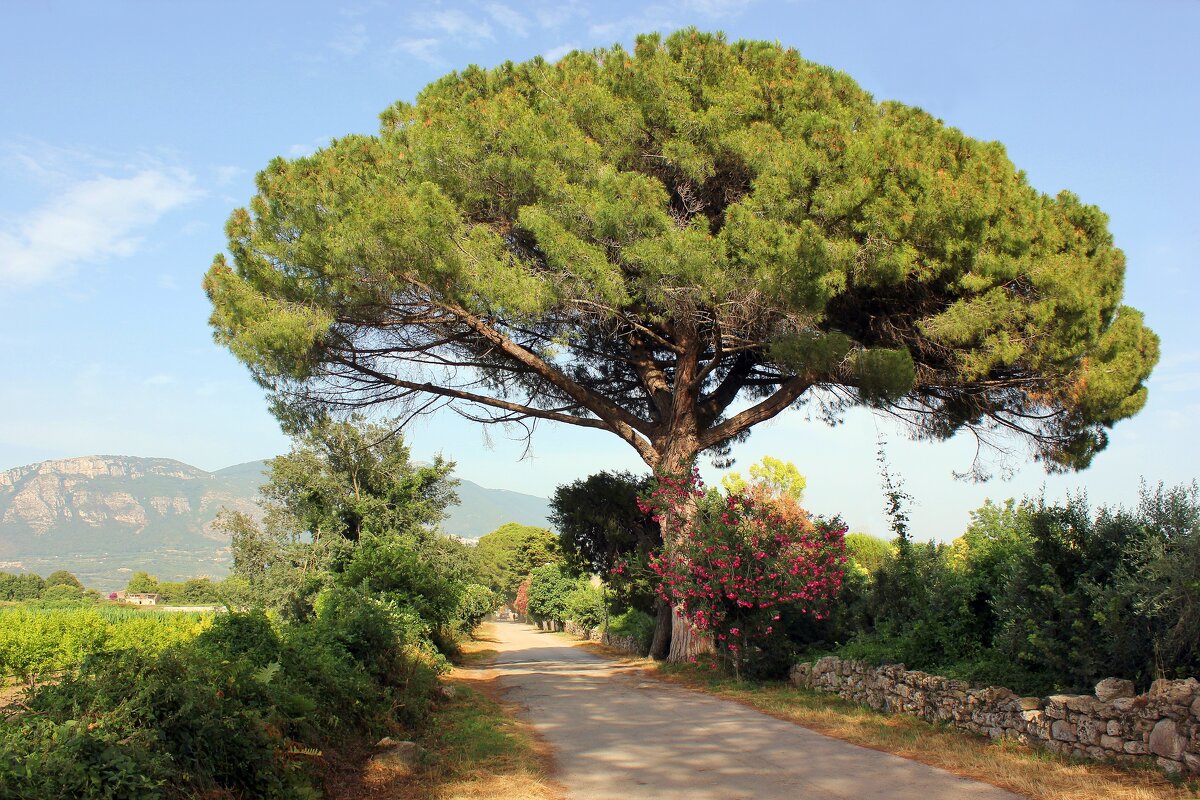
left=656, top=664, right=1199, bottom=800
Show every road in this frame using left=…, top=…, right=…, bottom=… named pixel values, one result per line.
left=486, top=621, right=1022, bottom=800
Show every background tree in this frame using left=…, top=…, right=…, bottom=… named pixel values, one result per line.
left=217, top=415, right=460, bottom=620
left=473, top=522, right=561, bottom=600
left=525, top=564, right=580, bottom=626
left=843, top=533, right=894, bottom=574
left=206, top=29, right=1158, bottom=660
left=549, top=471, right=672, bottom=657
left=0, top=572, right=45, bottom=602
left=44, top=571, right=83, bottom=590
left=125, top=572, right=159, bottom=594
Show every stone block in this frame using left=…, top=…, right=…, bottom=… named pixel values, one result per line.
left=1124, top=740, right=1147, bottom=755
left=1100, top=734, right=1125, bottom=751
left=1106, top=720, right=1121, bottom=737
left=1149, top=678, right=1200, bottom=706
left=1157, top=757, right=1183, bottom=775
left=1065, top=695, right=1098, bottom=714
left=789, top=662, right=813, bottom=688
left=1095, top=677, right=1136, bottom=703
left=1018, top=697, right=1042, bottom=711
left=1051, top=719, right=1077, bottom=742
left=1110, top=697, right=1138, bottom=713
left=1150, top=718, right=1186, bottom=760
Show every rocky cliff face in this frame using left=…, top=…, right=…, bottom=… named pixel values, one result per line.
left=0, top=456, right=266, bottom=589
left=0, top=454, right=551, bottom=589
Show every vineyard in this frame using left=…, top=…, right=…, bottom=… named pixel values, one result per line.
left=0, top=605, right=211, bottom=686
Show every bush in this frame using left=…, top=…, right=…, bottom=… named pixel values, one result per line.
left=607, top=609, right=655, bottom=650
left=564, top=583, right=606, bottom=629
left=0, top=647, right=302, bottom=800
left=456, top=583, right=497, bottom=633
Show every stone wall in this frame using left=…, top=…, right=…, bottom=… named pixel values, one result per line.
left=562, top=620, right=645, bottom=656
left=789, top=656, right=1200, bottom=775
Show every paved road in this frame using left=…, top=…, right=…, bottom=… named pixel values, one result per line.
left=485, top=621, right=1022, bottom=800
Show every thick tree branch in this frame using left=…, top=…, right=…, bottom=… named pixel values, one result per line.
left=698, top=376, right=814, bottom=450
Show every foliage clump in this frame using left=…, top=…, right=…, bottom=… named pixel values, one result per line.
left=638, top=467, right=846, bottom=676
left=805, top=484, right=1200, bottom=695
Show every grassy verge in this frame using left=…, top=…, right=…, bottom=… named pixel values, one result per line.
left=330, top=625, right=564, bottom=800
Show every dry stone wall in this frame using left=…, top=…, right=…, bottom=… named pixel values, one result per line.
left=790, top=656, right=1200, bottom=775
left=562, top=620, right=645, bottom=656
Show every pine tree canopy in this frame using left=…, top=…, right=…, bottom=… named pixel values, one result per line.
left=205, top=29, right=1158, bottom=474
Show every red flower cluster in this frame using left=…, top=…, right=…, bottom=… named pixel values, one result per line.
left=639, top=469, right=846, bottom=672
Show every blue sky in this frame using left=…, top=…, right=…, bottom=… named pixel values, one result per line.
left=1, top=1, right=1197, bottom=540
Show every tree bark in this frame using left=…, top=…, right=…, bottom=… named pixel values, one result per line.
left=649, top=599, right=672, bottom=660
left=655, top=428, right=716, bottom=663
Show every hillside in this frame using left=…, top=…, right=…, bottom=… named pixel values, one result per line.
left=0, top=455, right=551, bottom=589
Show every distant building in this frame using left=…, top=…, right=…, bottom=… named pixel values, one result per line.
left=125, top=592, right=160, bottom=606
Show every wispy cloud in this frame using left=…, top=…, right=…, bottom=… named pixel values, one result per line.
left=485, top=3, right=529, bottom=37
left=544, top=42, right=580, bottom=62
left=424, top=9, right=494, bottom=44
left=0, top=168, right=200, bottom=287
left=589, top=7, right=682, bottom=41
left=143, top=374, right=175, bottom=387
left=213, top=165, right=242, bottom=187
left=679, top=0, right=756, bottom=18
left=587, top=1, right=755, bottom=41
left=329, top=23, right=369, bottom=57
left=394, top=37, right=445, bottom=67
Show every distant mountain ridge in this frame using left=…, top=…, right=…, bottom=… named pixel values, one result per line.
left=0, top=455, right=551, bottom=589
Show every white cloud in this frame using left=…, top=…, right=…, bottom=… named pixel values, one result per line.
left=485, top=3, right=529, bottom=37
left=394, top=37, right=445, bottom=67
left=589, top=8, right=681, bottom=41
left=214, top=165, right=242, bottom=187
left=0, top=168, right=199, bottom=287
left=286, top=137, right=328, bottom=158
left=329, top=23, right=369, bottom=56
left=544, top=42, right=580, bottom=62
left=679, top=0, right=756, bottom=18
left=423, top=9, right=493, bottom=45
left=143, top=374, right=175, bottom=387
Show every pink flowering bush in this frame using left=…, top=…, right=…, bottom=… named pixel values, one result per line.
left=636, top=468, right=846, bottom=676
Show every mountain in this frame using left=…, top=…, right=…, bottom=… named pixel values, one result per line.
left=0, top=455, right=551, bottom=589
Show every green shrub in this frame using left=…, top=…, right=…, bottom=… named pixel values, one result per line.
left=0, top=647, right=301, bottom=800
left=564, top=583, right=606, bottom=629
left=607, top=609, right=655, bottom=649
left=456, top=583, right=497, bottom=633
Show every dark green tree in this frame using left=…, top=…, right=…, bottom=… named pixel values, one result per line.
left=549, top=471, right=671, bottom=657
left=0, top=572, right=45, bottom=601
left=206, top=30, right=1158, bottom=659
left=44, top=571, right=83, bottom=590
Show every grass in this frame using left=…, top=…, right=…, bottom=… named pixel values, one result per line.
left=326, top=624, right=564, bottom=800
left=656, top=661, right=1200, bottom=800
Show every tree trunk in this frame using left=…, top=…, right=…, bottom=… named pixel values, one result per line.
left=656, top=430, right=715, bottom=663
left=649, top=599, right=672, bottom=660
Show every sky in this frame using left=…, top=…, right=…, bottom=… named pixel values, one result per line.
left=1, top=0, right=1197, bottom=541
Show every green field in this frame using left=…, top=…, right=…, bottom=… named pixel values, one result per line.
left=0, top=605, right=212, bottom=685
